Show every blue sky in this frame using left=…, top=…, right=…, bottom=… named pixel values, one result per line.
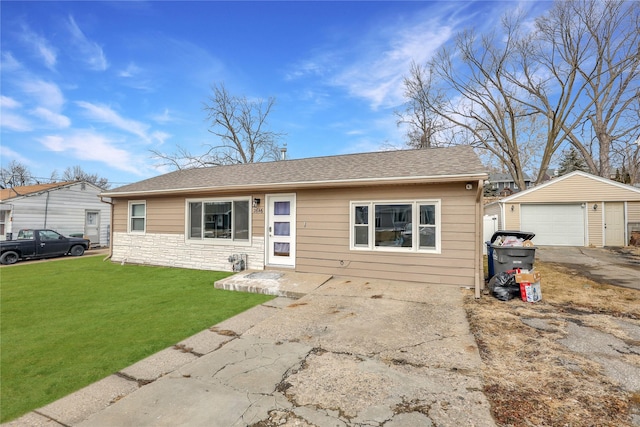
left=1, top=1, right=548, bottom=187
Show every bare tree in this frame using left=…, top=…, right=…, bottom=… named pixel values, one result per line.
left=0, top=161, right=33, bottom=188
left=526, top=0, right=640, bottom=180
left=62, top=166, right=110, bottom=189
left=395, top=62, right=448, bottom=148
left=416, top=16, right=546, bottom=191
left=152, top=83, right=285, bottom=169
left=400, top=0, right=639, bottom=187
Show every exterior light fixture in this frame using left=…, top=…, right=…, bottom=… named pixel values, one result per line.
left=253, top=198, right=260, bottom=207
left=593, top=203, right=598, bottom=210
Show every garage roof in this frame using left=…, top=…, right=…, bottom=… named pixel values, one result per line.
left=497, top=171, right=640, bottom=203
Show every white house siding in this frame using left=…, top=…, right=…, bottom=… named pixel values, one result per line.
left=111, top=232, right=266, bottom=272
left=1, top=183, right=111, bottom=245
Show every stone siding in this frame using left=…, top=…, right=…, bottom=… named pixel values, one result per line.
left=112, top=232, right=265, bottom=271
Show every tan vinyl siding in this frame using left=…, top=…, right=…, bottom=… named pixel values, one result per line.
left=628, top=202, right=640, bottom=223
left=113, top=199, right=128, bottom=232
left=503, top=203, right=520, bottom=230
left=146, top=197, right=185, bottom=234
left=587, top=201, right=603, bottom=246
left=513, top=174, right=640, bottom=203
left=112, top=193, right=267, bottom=236
left=295, top=182, right=478, bottom=286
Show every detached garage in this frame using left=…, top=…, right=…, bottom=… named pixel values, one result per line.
left=484, top=171, right=640, bottom=247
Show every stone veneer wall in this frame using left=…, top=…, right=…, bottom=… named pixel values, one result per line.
left=112, top=232, right=265, bottom=272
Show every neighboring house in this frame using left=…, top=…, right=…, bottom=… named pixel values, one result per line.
left=101, top=147, right=489, bottom=297
left=484, top=171, right=640, bottom=247
left=486, top=173, right=533, bottom=196
left=0, top=181, right=111, bottom=246
left=540, top=168, right=560, bottom=182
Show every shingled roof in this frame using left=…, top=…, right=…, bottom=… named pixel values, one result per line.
left=0, top=181, right=77, bottom=202
left=102, top=146, right=487, bottom=197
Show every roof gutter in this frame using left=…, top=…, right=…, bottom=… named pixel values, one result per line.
left=475, top=179, right=484, bottom=299
left=100, top=173, right=489, bottom=198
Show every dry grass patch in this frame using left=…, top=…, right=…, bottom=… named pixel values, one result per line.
left=465, top=260, right=639, bottom=426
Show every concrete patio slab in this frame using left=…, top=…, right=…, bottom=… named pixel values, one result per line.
left=214, top=270, right=332, bottom=298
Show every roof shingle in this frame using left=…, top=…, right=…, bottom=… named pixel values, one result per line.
left=103, top=146, right=487, bottom=196
left=0, top=181, right=76, bottom=202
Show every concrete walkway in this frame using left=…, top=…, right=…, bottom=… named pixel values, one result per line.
left=6, top=272, right=495, bottom=427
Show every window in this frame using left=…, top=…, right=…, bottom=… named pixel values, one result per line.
left=129, top=201, right=146, bottom=233
left=0, top=210, right=6, bottom=236
left=39, top=230, right=62, bottom=241
left=350, top=200, right=440, bottom=253
left=187, top=198, right=250, bottom=242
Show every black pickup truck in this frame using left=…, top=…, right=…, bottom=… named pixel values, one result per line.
left=0, top=229, right=91, bottom=265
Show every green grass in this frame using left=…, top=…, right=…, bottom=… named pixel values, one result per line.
left=0, top=256, right=273, bottom=422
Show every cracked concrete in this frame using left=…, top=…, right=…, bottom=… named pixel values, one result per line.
left=559, top=321, right=640, bottom=392
left=6, top=274, right=496, bottom=427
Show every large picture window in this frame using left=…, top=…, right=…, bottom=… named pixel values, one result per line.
left=350, top=200, right=440, bottom=253
left=187, top=198, right=250, bottom=242
left=129, top=201, right=146, bottom=233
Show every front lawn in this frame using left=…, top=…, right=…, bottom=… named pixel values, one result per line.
left=0, top=256, right=273, bottom=422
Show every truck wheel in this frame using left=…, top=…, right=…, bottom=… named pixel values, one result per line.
left=70, top=245, right=85, bottom=257
left=0, top=251, right=19, bottom=265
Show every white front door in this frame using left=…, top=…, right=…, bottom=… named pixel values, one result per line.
left=85, top=210, right=100, bottom=246
left=266, top=194, right=296, bottom=267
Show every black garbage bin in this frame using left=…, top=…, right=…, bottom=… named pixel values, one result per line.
left=486, top=231, right=536, bottom=279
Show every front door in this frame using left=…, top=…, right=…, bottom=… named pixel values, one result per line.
left=266, top=194, right=296, bottom=267
left=604, top=202, right=625, bottom=246
left=85, top=210, right=100, bottom=247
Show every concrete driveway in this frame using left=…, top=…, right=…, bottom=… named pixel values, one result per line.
left=9, top=273, right=496, bottom=427
left=535, top=246, right=640, bottom=290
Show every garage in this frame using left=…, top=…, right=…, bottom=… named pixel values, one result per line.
left=485, top=171, right=640, bottom=247
left=520, top=204, right=586, bottom=246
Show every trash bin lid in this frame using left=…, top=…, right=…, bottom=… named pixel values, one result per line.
left=489, top=230, right=535, bottom=243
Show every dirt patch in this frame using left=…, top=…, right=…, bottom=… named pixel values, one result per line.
left=466, top=261, right=640, bottom=426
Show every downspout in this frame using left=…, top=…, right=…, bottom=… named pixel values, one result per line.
left=44, top=191, right=50, bottom=228
left=100, top=196, right=114, bottom=260
left=475, top=179, right=484, bottom=299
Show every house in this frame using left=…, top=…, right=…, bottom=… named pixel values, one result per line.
left=0, top=181, right=111, bottom=246
left=484, top=171, right=640, bottom=246
left=101, top=147, right=489, bottom=297
left=486, top=172, right=532, bottom=196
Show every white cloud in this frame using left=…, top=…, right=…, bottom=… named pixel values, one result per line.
left=0, top=145, right=32, bottom=165
left=76, top=101, right=150, bottom=141
left=286, top=3, right=477, bottom=110
left=119, top=62, right=142, bottom=78
left=331, top=19, right=456, bottom=109
left=0, top=51, right=22, bottom=72
left=0, top=112, right=33, bottom=132
left=20, top=24, right=57, bottom=70
left=19, top=79, right=65, bottom=111
left=150, top=131, right=171, bottom=146
left=76, top=101, right=169, bottom=145
left=67, top=15, right=108, bottom=71
left=151, top=108, right=174, bottom=124
left=38, top=131, right=147, bottom=176
left=1, top=95, right=22, bottom=109
left=30, top=107, right=71, bottom=128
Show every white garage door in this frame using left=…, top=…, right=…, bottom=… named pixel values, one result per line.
left=520, top=204, right=585, bottom=246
